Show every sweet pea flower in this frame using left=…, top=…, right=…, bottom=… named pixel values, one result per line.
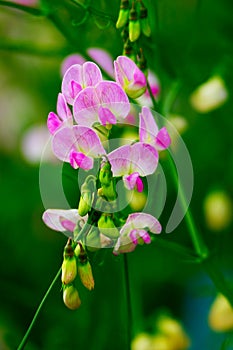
left=108, top=142, right=158, bottom=192
left=114, top=56, right=147, bottom=99
left=42, top=209, right=86, bottom=237
left=62, top=62, right=103, bottom=105
left=139, top=106, right=171, bottom=151
left=113, top=213, right=162, bottom=254
left=73, top=81, right=130, bottom=127
left=47, top=93, right=73, bottom=134
left=52, top=125, right=106, bottom=170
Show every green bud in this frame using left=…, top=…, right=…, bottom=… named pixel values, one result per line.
left=63, top=285, right=81, bottom=310
left=61, top=256, right=77, bottom=284
left=116, top=0, right=129, bottom=29
left=140, top=6, right=151, bottom=37
left=129, top=7, right=140, bottom=42
left=98, top=214, right=119, bottom=239
left=99, top=161, right=113, bottom=186
left=78, top=261, right=95, bottom=290
left=78, top=193, right=91, bottom=216
left=116, top=9, right=129, bottom=29
left=98, top=182, right=117, bottom=201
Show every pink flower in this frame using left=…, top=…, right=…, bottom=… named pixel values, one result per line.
left=87, top=48, right=114, bottom=78
left=108, top=142, right=158, bottom=192
left=114, top=56, right=147, bottom=99
left=62, top=62, right=103, bottom=105
left=52, top=125, right=106, bottom=170
left=114, top=213, right=162, bottom=254
left=47, top=93, right=72, bottom=134
left=73, top=81, right=130, bottom=127
left=139, top=106, right=171, bottom=151
left=42, top=209, right=86, bottom=237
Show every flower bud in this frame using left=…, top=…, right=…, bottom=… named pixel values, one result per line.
left=99, top=161, right=113, bottom=186
left=61, top=241, right=77, bottom=285
left=61, top=256, right=77, bottom=285
left=116, top=0, right=129, bottom=29
left=98, top=214, right=119, bottom=239
left=208, top=294, right=233, bottom=332
left=98, top=182, right=117, bottom=201
left=129, top=6, right=140, bottom=42
left=140, top=6, right=151, bottom=37
left=63, top=285, right=81, bottom=310
left=78, top=261, right=95, bottom=290
left=78, top=181, right=94, bottom=217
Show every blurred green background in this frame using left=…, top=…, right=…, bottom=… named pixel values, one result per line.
left=0, top=0, right=233, bottom=349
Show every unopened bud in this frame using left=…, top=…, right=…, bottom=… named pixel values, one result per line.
left=116, top=0, right=129, bottom=29
left=61, top=256, right=77, bottom=284
left=78, top=181, right=93, bottom=216
left=98, top=214, right=119, bottom=239
left=63, top=285, right=81, bottom=310
left=78, top=261, right=95, bottom=290
left=99, top=161, right=113, bottom=186
left=157, top=315, right=190, bottom=349
left=140, top=6, right=151, bottom=37
left=129, top=7, right=140, bottom=42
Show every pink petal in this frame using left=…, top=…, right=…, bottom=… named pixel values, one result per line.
left=83, top=61, right=103, bottom=87
left=129, top=143, right=158, bottom=175
left=42, top=209, right=85, bottom=235
left=155, top=127, right=171, bottom=150
left=114, top=56, right=135, bottom=82
left=98, top=106, right=116, bottom=126
left=108, top=144, right=132, bottom=176
left=69, top=151, right=93, bottom=170
left=126, top=213, right=162, bottom=234
left=136, top=176, right=144, bottom=192
left=129, top=229, right=138, bottom=245
left=62, top=64, right=83, bottom=105
left=72, top=125, right=106, bottom=157
left=139, top=106, right=159, bottom=143
left=52, top=127, right=75, bottom=162
left=73, top=86, right=100, bottom=126
left=47, top=112, right=62, bottom=134
left=87, top=48, right=114, bottom=78
left=96, top=81, right=130, bottom=121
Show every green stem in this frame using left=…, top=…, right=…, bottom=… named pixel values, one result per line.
left=123, top=254, right=132, bottom=350
left=17, top=267, right=62, bottom=350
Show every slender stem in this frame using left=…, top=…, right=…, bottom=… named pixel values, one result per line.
left=0, top=1, right=44, bottom=16
left=123, top=254, right=132, bottom=350
left=17, top=267, right=62, bottom=350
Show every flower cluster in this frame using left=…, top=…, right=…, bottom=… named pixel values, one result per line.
left=42, top=56, right=171, bottom=308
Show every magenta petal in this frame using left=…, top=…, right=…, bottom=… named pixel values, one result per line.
left=155, top=127, right=171, bottom=150
left=71, top=80, right=82, bottom=100
left=138, top=229, right=151, bottom=244
left=123, top=172, right=143, bottom=192
left=98, top=106, right=116, bottom=125
left=47, top=112, right=62, bottom=134
left=136, top=176, right=144, bottom=192
left=129, top=229, right=138, bottom=245
left=69, top=151, right=93, bottom=170
left=57, top=93, right=72, bottom=121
